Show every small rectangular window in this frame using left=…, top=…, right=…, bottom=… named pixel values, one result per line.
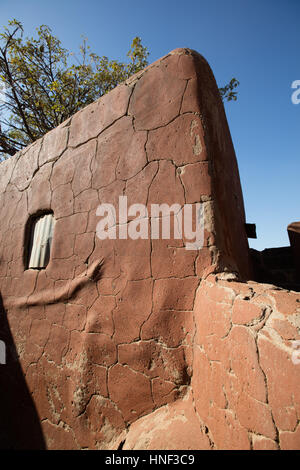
left=28, top=213, right=55, bottom=269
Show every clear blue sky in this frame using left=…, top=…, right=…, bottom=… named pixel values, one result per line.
left=1, top=0, right=299, bottom=251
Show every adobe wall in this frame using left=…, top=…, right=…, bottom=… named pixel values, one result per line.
left=124, top=276, right=300, bottom=450
left=0, top=48, right=299, bottom=450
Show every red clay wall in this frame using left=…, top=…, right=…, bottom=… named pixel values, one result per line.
left=0, top=49, right=299, bottom=450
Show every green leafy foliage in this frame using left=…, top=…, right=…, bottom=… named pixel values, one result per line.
left=219, top=77, right=240, bottom=102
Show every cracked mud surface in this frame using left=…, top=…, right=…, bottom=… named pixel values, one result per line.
left=0, top=48, right=299, bottom=450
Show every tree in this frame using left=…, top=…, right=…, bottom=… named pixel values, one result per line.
left=219, top=77, right=240, bottom=102
left=0, top=20, right=238, bottom=160
left=0, top=20, right=148, bottom=159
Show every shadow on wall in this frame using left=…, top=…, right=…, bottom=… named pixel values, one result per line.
left=0, top=292, right=45, bottom=449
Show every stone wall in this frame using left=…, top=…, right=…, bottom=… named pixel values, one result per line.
left=0, top=48, right=299, bottom=450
